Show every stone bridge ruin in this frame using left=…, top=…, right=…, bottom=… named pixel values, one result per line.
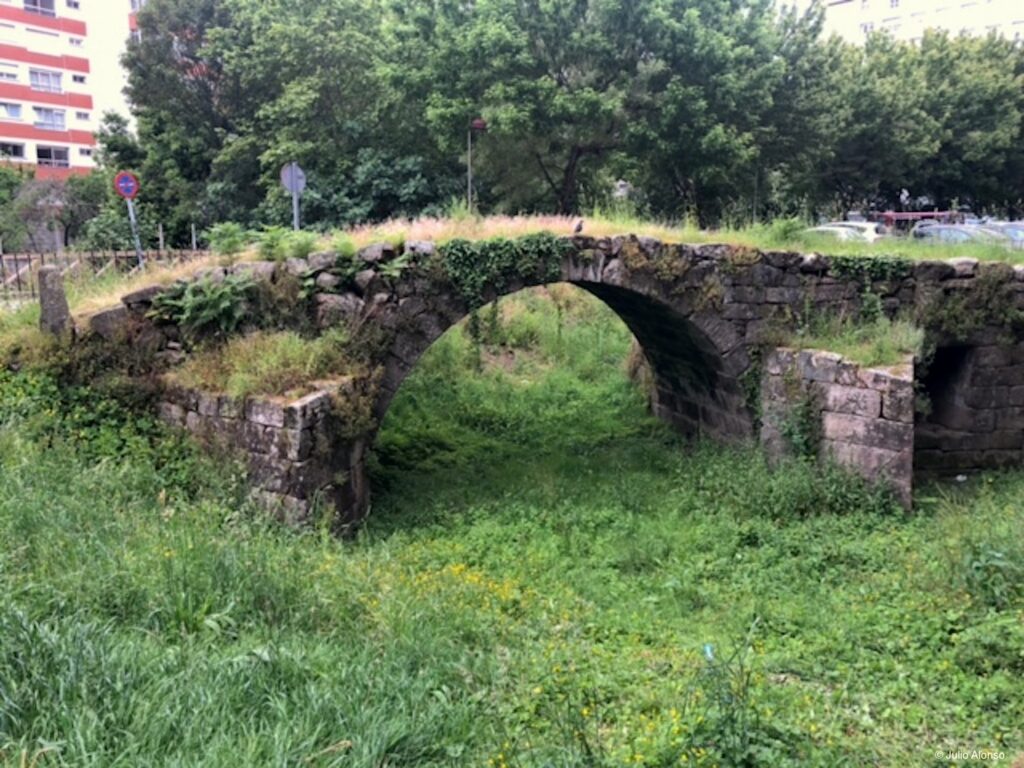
left=75, top=235, right=1024, bottom=530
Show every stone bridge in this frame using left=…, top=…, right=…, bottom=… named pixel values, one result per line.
left=75, top=235, right=1024, bottom=529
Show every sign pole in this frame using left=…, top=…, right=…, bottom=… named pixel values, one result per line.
left=280, top=162, right=306, bottom=231
left=126, top=198, right=144, bottom=268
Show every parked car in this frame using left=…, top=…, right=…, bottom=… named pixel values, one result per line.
left=911, top=224, right=1005, bottom=244
left=804, top=221, right=886, bottom=242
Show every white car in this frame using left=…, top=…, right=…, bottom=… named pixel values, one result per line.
left=804, top=224, right=872, bottom=242
left=820, top=221, right=887, bottom=242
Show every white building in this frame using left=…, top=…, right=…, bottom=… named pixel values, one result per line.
left=822, top=0, right=1024, bottom=44
left=0, top=0, right=138, bottom=179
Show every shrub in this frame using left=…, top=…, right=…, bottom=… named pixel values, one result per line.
left=284, top=230, right=319, bottom=260
left=148, top=275, right=255, bottom=342
left=255, top=225, right=291, bottom=261
left=205, top=222, right=249, bottom=259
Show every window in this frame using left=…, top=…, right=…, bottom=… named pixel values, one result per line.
left=29, top=69, right=62, bottom=93
left=129, top=29, right=142, bottom=43
left=69, top=37, right=83, bottom=46
left=72, top=74, right=85, bottom=84
left=0, top=64, right=16, bottom=82
left=23, top=0, right=56, bottom=16
left=33, top=106, right=65, bottom=130
left=66, top=0, right=79, bottom=7
left=890, top=0, right=899, bottom=6
left=75, top=110, right=89, bottom=120
left=0, top=142, right=26, bottom=159
left=78, top=147, right=92, bottom=157
left=36, top=145, right=69, bottom=167
left=0, top=102, right=21, bottom=120
left=130, top=0, right=147, bottom=9
left=860, top=22, right=875, bottom=34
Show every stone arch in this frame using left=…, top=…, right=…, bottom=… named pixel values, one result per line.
left=371, top=276, right=756, bottom=451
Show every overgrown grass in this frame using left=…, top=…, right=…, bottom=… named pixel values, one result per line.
left=170, top=328, right=354, bottom=398
left=790, top=315, right=924, bottom=368
left=0, top=287, right=1021, bottom=766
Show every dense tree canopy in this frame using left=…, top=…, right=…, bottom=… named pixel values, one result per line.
left=9, top=0, right=1024, bottom=247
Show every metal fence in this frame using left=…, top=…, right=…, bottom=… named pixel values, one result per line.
left=0, top=249, right=208, bottom=302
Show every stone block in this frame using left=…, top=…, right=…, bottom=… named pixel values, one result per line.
left=948, top=258, right=978, bottom=277
left=218, top=395, right=243, bottom=419
left=914, top=260, right=956, bottom=281
left=269, top=428, right=313, bottom=461
left=284, top=390, right=332, bottom=429
left=765, top=287, right=803, bottom=304
left=882, top=380, right=915, bottom=423
left=156, top=401, right=185, bottom=427
left=358, top=243, right=395, bottom=264
left=822, top=439, right=912, bottom=507
left=963, top=386, right=1010, bottom=409
left=88, top=305, right=129, bottom=341
left=798, top=350, right=843, bottom=383
left=283, top=258, right=309, bottom=277
left=973, top=346, right=1014, bottom=367
left=315, top=292, right=364, bottom=328
left=316, top=272, right=343, bottom=291
left=979, top=365, right=1024, bottom=387
left=233, top=261, right=276, bottom=281
left=822, top=412, right=913, bottom=451
left=120, top=284, right=164, bottom=308
left=405, top=240, right=435, bottom=257
left=307, top=252, right=337, bottom=271
left=245, top=399, right=286, bottom=428
left=196, top=391, right=219, bottom=417
left=354, top=269, right=377, bottom=294
left=930, top=406, right=995, bottom=433
left=822, top=384, right=882, bottom=418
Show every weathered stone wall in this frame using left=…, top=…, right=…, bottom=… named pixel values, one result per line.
left=156, top=382, right=368, bottom=527
left=916, top=342, right=1024, bottom=474
left=67, top=235, right=1024, bottom=526
left=761, top=348, right=915, bottom=507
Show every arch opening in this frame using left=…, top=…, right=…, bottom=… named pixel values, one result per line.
left=360, top=281, right=755, bottom=523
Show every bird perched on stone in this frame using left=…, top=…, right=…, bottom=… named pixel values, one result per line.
left=573, top=220, right=584, bottom=234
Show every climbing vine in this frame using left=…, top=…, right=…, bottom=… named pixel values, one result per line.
left=440, top=233, right=568, bottom=309
left=828, top=254, right=912, bottom=284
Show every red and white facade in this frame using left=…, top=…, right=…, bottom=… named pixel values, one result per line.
left=0, top=0, right=136, bottom=180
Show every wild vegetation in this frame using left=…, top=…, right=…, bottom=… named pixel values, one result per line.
left=0, top=287, right=1021, bottom=766
left=6, top=0, right=1024, bottom=250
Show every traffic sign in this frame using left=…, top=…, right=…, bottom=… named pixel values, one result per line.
left=280, top=162, right=307, bottom=194
left=114, top=171, right=140, bottom=200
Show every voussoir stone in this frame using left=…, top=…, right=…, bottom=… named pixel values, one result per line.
left=358, top=243, right=395, bottom=264
left=307, top=252, right=337, bottom=271
left=283, top=257, right=309, bottom=277
left=233, top=261, right=276, bottom=281
left=315, top=272, right=343, bottom=291
left=315, top=293, right=364, bottom=328
left=354, top=269, right=377, bottom=294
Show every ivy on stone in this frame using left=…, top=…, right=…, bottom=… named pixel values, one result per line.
left=440, top=233, right=568, bottom=309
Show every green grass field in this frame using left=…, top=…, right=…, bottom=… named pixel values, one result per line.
left=0, top=287, right=1021, bottom=767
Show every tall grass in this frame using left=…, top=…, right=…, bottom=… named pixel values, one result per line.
left=0, top=287, right=1021, bottom=765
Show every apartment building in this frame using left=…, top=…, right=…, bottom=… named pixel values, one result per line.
left=0, top=0, right=136, bottom=179
left=823, top=0, right=1024, bottom=44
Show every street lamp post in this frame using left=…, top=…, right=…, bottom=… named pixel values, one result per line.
left=467, top=117, right=487, bottom=212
